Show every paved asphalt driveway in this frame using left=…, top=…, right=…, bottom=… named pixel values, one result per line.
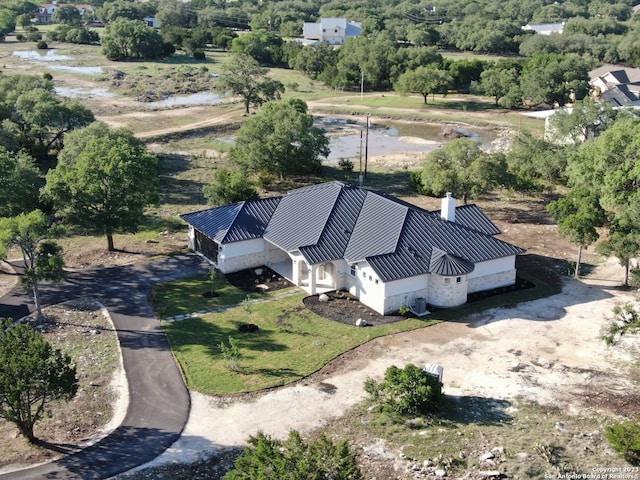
left=0, top=254, right=210, bottom=479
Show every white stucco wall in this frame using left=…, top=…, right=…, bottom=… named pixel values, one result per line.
left=218, top=239, right=266, bottom=273
left=381, top=275, right=429, bottom=315
left=467, top=257, right=517, bottom=293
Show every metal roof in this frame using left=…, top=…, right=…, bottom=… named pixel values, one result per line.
left=181, top=182, right=525, bottom=282
left=263, top=182, right=342, bottom=251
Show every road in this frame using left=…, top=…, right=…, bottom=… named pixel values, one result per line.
left=0, top=254, right=209, bottom=480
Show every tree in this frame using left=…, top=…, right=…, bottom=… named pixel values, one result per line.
left=0, top=210, right=65, bottom=321
left=419, top=138, right=507, bottom=203
left=203, top=168, right=259, bottom=206
left=364, top=364, right=443, bottom=417
left=0, top=76, right=94, bottom=164
left=479, top=66, right=520, bottom=106
left=547, top=187, right=605, bottom=278
left=0, top=319, right=77, bottom=443
left=547, top=98, right=617, bottom=144
left=229, top=99, right=329, bottom=181
left=53, top=4, right=81, bottom=25
left=596, top=207, right=640, bottom=287
left=98, top=0, right=146, bottom=23
left=101, top=18, right=167, bottom=60
left=395, top=65, right=452, bottom=104
left=43, top=122, right=159, bottom=252
left=231, top=29, right=283, bottom=65
left=520, top=54, right=591, bottom=107
left=224, top=430, right=364, bottom=480
left=0, top=147, right=40, bottom=217
left=218, top=54, right=284, bottom=114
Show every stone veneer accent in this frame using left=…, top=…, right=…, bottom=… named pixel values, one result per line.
left=428, top=275, right=467, bottom=308
left=468, top=270, right=516, bottom=294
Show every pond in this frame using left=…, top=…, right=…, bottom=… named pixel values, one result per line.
left=324, top=118, right=496, bottom=164
left=12, top=49, right=103, bottom=75
left=146, top=92, right=226, bottom=108
left=12, top=50, right=72, bottom=61
left=55, top=86, right=117, bottom=99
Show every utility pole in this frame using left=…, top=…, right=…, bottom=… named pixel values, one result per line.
left=364, top=113, right=370, bottom=179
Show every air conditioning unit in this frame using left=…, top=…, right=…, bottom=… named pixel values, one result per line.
left=413, top=297, right=429, bottom=316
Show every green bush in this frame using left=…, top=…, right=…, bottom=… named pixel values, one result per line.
left=604, top=303, right=640, bottom=346
left=224, top=430, right=363, bottom=480
left=36, top=40, right=48, bottom=50
left=365, top=363, right=443, bottom=417
left=606, top=421, right=640, bottom=465
left=338, top=158, right=354, bottom=172
left=193, top=49, right=205, bottom=60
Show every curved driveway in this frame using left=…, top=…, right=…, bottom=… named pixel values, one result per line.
left=0, top=254, right=209, bottom=480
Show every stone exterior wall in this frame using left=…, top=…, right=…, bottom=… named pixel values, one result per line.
left=427, top=275, right=467, bottom=308
left=468, top=269, right=517, bottom=294
left=218, top=239, right=266, bottom=273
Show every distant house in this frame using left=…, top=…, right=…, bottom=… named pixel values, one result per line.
left=302, top=18, right=362, bottom=45
left=181, top=182, right=524, bottom=316
left=522, top=22, right=565, bottom=35
left=590, top=65, right=640, bottom=107
left=37, top=2, right=95, bottom=24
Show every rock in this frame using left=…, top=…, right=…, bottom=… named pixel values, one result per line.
left=319, top=294, right=330, bottom=303
left=435, top=469, right=447, bottom=477
left=356, top=318, right=367, bottom=327
left=480, top=452, right=495, bottom=461
left=476, top=471, right=504, bottom=479
left=423, top=460, right=434, bottom=467
left=254, top=268, right=264, bottom=276
left=515, top=452, right=528, bottom=460
left=555, top=421, right=566, bottom=432
left=491, top=446, right=505, bottom=455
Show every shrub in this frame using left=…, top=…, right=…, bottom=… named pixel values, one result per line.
left=338, top=158, right=354, bottom=172
left=287, top=81, right=299, bottom=91
left=365, top=363, right=443, bottom=417
left=409, top=170, right=426, bottom=194
left=219, top=336, right=242, bottom=372
left=193, top=49, right=205, bottom=60
left=604, top=303, right=640, bottom=345
left=607, top=421, right=640, bottom=465
left=224, top=430, right=364, bottom=480
left=42, top=72, right=53, bottom=81
left=15, top=33, right=25, bottom=42
left=36, top=40, right=48, bottom=50
left=27, top=31, right=42, bottom=42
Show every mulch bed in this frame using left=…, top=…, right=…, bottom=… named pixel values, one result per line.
left=224, top=255, right=561, bottom=327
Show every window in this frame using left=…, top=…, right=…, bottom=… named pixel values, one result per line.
left=362, top=271, right=366, bottom=278
left=375, top=279, right=379, bottom=284
left=369, top=275, right=372, bottom=281
left=444, top=278, right=451, bottom=284
left=350, top=265, right=356, bottom=276
left=456, top=277, right=462, bottom=283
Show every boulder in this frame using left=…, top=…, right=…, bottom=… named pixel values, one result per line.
left=356, top=318, right=368, bottom=327
left=319, top=293, right=330, bottom=303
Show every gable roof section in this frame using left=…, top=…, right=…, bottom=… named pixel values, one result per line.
left=343, top=191, right=408, bottom=261
left=263, top=182, right=342, bottom=251
left=300, top=185, right=367, bottom=264
left=180, top=197, right=280, bottom=244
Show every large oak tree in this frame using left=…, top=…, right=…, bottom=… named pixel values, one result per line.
left=43, top=122, right=159, bottom=252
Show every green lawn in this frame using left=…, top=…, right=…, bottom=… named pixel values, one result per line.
left=155, top=270, right=557, bottom=395
left=162, top=293, right=433, bottom=394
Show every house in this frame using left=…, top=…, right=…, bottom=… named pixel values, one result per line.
left=37, top=2, right=95, bottom=24
left=181, top=182, right=525, bottom=316
left=521, top=22, right=565, bottom=35
left=302, top=18, right=362, bottom=45
left=589, top=65, right=640, bottom=107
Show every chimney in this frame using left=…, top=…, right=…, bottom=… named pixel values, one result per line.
left=441, top=192, right=456, bottom=222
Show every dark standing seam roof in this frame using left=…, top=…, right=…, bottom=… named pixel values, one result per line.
left=367, top=209, right=524, bottom=282
left=180, top=203, right=244, bottom=243
left=343, top=192, right=408, bottom=261
left=179, top=197, right=280, bottom=244
left=181, top=182, right=525, bottom=282
left=439, top=204, right=502, bottom=235
left=300, top=185, right=367, bottom=264
left=263, top=182, right=342, bottom=251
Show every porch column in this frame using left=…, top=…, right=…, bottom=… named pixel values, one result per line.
left=309, top=264, right=317, bottom=294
